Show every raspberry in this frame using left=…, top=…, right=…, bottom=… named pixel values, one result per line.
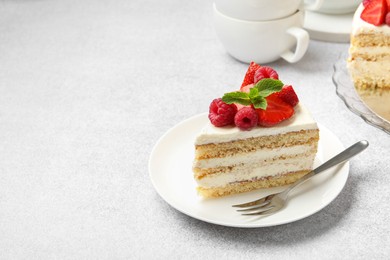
left=234, top=107, right=258, bottom=130
left=253, top=66, right=279, bottom=84
left=275, top=85, right=299, bottom=107
left=386, top=12, right=390, bottom=25
left=208, top=98, right=237, bottom=127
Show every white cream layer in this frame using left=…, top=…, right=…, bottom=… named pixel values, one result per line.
left=195, top=103, right=317, bottom=145
left=348, top=59, right=390, bottom=79
left=351, top=4, right=390, bottom=36
left=350, top=46, right=390, bottom=56
left=197, top=154, right=315, bottom=188
left=193, top=144, right=315, bottom=169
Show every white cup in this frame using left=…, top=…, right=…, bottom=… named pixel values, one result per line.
left=305, top=0, right=361, bottom=14
left=214, top=0, right=324, bottom=21
left=213, top=4, right=309, bottom=64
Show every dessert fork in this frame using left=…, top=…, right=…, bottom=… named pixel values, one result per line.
left=233, top=140, right=369, bottom=216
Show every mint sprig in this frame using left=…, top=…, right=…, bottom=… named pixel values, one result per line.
left=221, top=91, right=252, bottom=106
left=255, top=78, right=284, bottom=97
left=222, top=78, right=283, bottom=110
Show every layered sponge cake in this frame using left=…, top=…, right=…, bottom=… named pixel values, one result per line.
left=347, top=1, right=390, bottom=94
left=193, top=105, right=319, bottom=198
left=193, top=63, right=319, bottom=198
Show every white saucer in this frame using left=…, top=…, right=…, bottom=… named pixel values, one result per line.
left=304, top=10, right=354, bottom=43
left=149, top=113, right=350, bottom=228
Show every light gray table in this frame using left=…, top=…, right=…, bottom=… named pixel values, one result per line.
left=1, top=0, right=389, bottom=259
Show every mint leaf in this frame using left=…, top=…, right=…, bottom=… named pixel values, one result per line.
left=222, top=91, right=251, bottom=106
left=221, top=78, right=285, bottom=110
left=249, top=88, right=266, bottom=109
left=248, top=87, right=259, bottom=99
left=251, top=96, right=267, bottom=109
left=254, top=78, right=283, bottom=97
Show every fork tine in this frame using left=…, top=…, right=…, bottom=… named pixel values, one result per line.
left=232, top=194, right=273, bottom=208
left=236, top=201, right=271, bottom=212
left=241, top=206, right=276, bottom=216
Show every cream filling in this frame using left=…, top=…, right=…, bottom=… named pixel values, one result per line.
left=196, top=155, right=315, bottom=188
left=195, top=104, right=318, bottom=145
left=193, top=144, right=315, bottom=169
left=348, top=60, right=390, bottom=79
left=349, top=46, right=390, bottom=57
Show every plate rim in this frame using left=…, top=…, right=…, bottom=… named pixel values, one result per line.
left=149, top=113, right=349, bottom=228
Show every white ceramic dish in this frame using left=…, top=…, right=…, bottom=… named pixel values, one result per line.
left=214, top=0, right=323, bottom=21
left=213, top=4, right=309, bottom=64
left=306, top=0, right=360, bottom=14
left=303, top=10, right=353, bottom=43
left=149, top=113, right=349, bottom=228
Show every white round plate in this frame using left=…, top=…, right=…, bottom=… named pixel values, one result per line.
left=303, top=10, right=353, bottom=43
left=149, top=114, right=349, bottom=228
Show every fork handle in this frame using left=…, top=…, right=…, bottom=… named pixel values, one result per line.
left=282, top=140, right=369, bottom=196
left=313, top=140, right=369, bottom=175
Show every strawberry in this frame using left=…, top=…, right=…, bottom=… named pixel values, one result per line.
left=232, top=83, right=254, bottom=110
left=361, top=0, right=387, bottom=26
left=256, top=95, right=294, bottom=127
left=240, top=62, right=261, bottom=89
left=386, top=12, right=390, bottom=25
left=240, top=83, right=254, bottom=93
left=386, top=0, right=390, bottom=26
left=363, top=0, right=372, bottom=7
left=274, top=85, right=299, bottom=107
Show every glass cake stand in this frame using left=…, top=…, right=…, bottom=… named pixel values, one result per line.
left=333, top=55, right=390, bottom=135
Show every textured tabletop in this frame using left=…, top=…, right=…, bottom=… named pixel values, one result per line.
left=1, top=0, right=389, bottom=259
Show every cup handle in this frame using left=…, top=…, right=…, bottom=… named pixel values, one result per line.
left=304, top=0, right=324, bottom=11
left=280, top=27, right=309, bottom=63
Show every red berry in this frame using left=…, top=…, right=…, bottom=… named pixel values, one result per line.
left=235, top=103, right=248, bottom=111
left=240, top=83, right=254, bottom=93
left=240, top=62, right=261, bottom=89
left=275, top=85, right=299, bottom=107
left=256, top=95, right=294, bottom=127
left=208, top=98, right=237, bottom=127
left=386, top=12, right=390, bottom=25
left=253, top=66, right=279, bottom=84
left=361, top=0, right=387, bottom=26
left=363, top=0, right=372, bottom=7
left=234, top=107, right=258, bottom=130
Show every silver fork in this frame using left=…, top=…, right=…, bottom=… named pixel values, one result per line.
left=233, top=140, right=369, bottom=216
